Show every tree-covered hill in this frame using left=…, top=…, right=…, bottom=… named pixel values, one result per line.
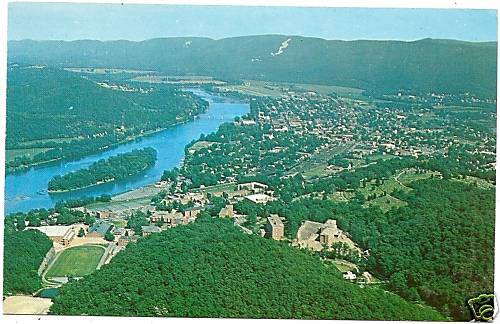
left=268, top=178, right=494, bottom=320
left=8, top=36, right=497, bottom=95
left=3, top=219, right=53, bottom=295
left=6, top=65, right=207, bottom=171
left=49, top=218, right=444, bottom=320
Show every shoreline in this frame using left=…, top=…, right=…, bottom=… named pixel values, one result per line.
left=47, top=179, right=116, bottom=194
left=48, top=159, right=156, bottom=194
left=5, top=96, right=209, bottom=175
left=6, top=89, right=248, bottom=214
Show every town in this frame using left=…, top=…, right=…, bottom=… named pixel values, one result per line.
left=6, top=84, right=495, bottom=309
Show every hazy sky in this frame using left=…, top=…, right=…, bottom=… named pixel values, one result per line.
left=8, top=3, right=498, bottom=42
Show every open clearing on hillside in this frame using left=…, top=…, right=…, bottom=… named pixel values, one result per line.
left=46, top=245, right=105, bottom=278
left=3, top=296, right=52, bottom=315
left=6, top=148, right=52, bottom=162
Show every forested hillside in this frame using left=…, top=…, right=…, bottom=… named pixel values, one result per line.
left=265, top=179, right=494, bottom=320
left=3, top=219, right=53, bottom=295
left=8, top=36, right=497, bottom=95
left=6, top=65, right=207, bottom=171
left=49, top=218, right=444, bottom=320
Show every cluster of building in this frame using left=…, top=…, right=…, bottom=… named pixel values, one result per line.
left=295, top=219, right=360, bottom=253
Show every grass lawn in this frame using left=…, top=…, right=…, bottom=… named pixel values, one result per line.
left=328, top=191, right=355, bottom=202
left=46, top=245, right=105, bottom=278
left=365, top=194, right=408, bottom=213
left=111, top=219, right=127, bottom=228
left=188, top=141, right=216, bottom=152
left=397, top=169, right=440, bottom=186
left=333, top=260, right=359, bottom=273
left=358, top=177, right=410, bottom=199
left=6, top=148, right=52, bottom=163
left=453, top=176, right=495, bottom=190
left=302, top=164, right=334, bottom=179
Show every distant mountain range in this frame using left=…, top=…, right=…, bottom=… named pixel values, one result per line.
left=8, top=35, right=497, bottom=95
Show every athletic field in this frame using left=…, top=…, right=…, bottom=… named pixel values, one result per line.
left=46, top=245, right=105, bottom=278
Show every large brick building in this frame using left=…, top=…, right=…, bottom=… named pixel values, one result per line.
left=265, top=214, right=284, bottom=240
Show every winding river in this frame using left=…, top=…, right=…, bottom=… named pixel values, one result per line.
left=4, top=90, right=249, bottom=214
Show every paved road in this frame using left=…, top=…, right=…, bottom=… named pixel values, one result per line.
left=96, top=243, right=114, bottom=269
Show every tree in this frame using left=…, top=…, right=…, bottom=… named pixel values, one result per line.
left=84, top=215, right=96, bottom=226
left=104, top=231, right=115, bottom=242
left=16, top=220, right=26, bottom=231
left=78, top=228, right=85, bottom=237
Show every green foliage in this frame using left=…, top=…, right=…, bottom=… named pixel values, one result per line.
left=272, top=179, right=494, bottom=320
left=3, top=224, right=53, bottom=295
left=55, top=194, right=112, bottom=209
left=9, top=37, right=497, bottom=96
left=78, top=228, right=85, bottom=237
left=126, top=211, right=149, bottom=235
left=104, top=231, right=115, bottom=242
left=6, top=66, right=207, bottom=171
left=48, top=148, right=157, bottom=191
left=50, top=219, right=443, bottom=320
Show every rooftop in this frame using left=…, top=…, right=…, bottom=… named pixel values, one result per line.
left=30, top=225, right=73, bottom=237
left=320, top=227, right=341, bottom=237
left=267, top=214, right=284, bottom=227
left=141, top=225, right=161, bottom=233
left=89, top=221, right=113, bottom=235
left=245, top=193, right=274, bottom=204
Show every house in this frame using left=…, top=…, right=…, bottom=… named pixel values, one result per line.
left=240, top=119, right=256, bottom=126
left=343, top=271, right=357, bottom=281
left=98, top=210, right=113, bottom=220
left=265, top=214, right=284, bottom=240
left=87, top=221, right=113, bottom=238
left=113, top=227, right=126, bottom=236
left=318, top=220, right=342, bottom=245
left=31, top=225, right=76, bottom=246
left=151, top=210, right=185, bottom=228
left=244, top=193, right=275, bottom=204
left=141, top=225, right=161, bottom=236
left=183, top=206, right=204, bottom=218
left=118, top=234, right=139, bottom=247
left=237, top=182, right=268, bottom=193
left=218, top=204, right=234, bottom=218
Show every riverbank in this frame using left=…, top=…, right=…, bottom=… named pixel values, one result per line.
left=47, top=178, right=117, bottom=194
left=6, top=118, right=197, bottom=175
left=5, top=89, right=250, bottom=214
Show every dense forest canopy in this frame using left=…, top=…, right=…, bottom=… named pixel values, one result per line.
left=261, top=179, right=494, bottom=320
left=49, top=218, right=444, bottom=320
left=8, top=36, right=497, bottom=96
left=48, top=148, right=157, bottom=192
left=6, top=66, right=207, bottom=172
left=3, top=219, right=53, bottom=295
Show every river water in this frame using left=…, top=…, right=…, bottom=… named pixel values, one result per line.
left=4, top=90, right=249, bottom=214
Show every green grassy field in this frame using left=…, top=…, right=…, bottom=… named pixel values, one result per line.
left=453, top=175, right=495, bottom=190
left=46, top=245, right=105, bottom=278
left=302, top=164, right=335, bottom=179
left=333, top=260, right=358, bottom=273
left=365, top=194, right=408, bottom=213
left=397, top=169, right=440, bottom=186
left=188, top=141, right=216, bottom=152
left=111, top=220, right=127, bottom=228
left=5, top=148, right=52, bottom=163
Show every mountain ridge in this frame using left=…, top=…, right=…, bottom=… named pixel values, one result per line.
left=8, top=35, right=497, bottom=95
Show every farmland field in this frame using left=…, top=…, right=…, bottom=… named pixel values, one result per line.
left=46, top=245, right=105, bottom=278
left=5, top=148, right=52, bottom=163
